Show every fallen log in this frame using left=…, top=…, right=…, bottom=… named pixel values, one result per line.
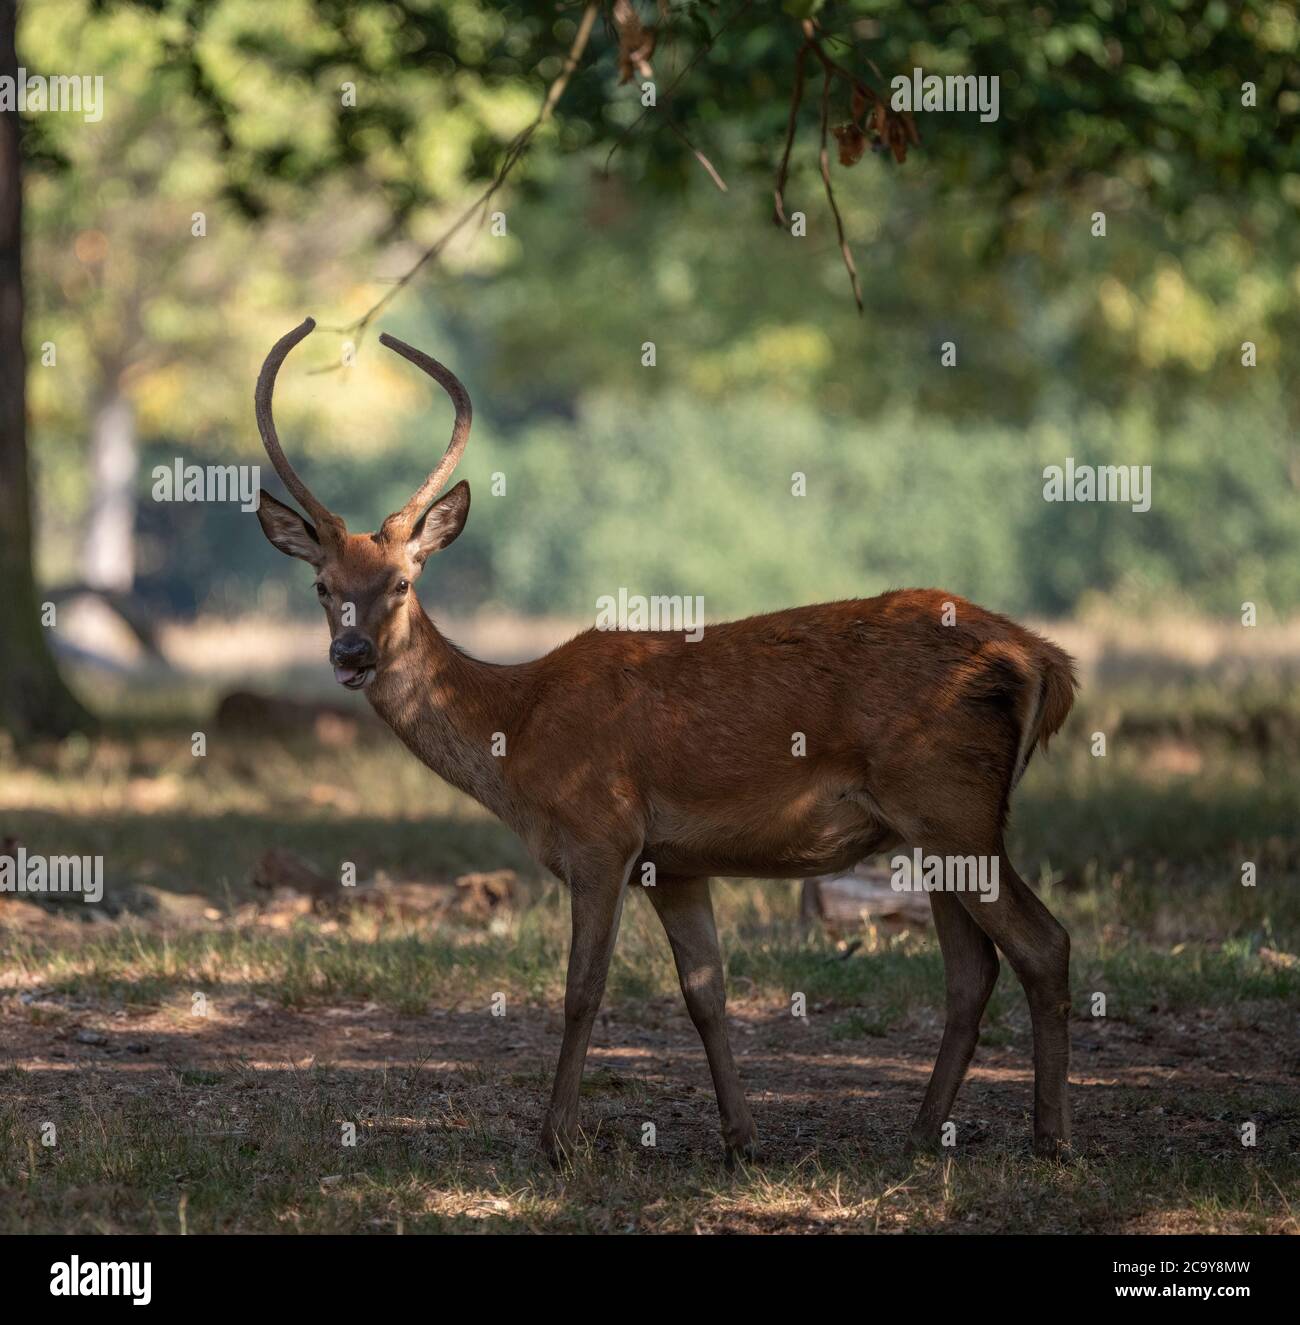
left=802, top=860, right=932, bottom=939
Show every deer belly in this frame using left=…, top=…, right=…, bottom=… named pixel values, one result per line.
left=644, top=789, right=895, bottom=880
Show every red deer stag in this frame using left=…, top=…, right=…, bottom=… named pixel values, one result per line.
left=253, top=319, right=1077, bottom=1164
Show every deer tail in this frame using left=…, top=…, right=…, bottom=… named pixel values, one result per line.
left=1011, top=639, right=1078, bottom=789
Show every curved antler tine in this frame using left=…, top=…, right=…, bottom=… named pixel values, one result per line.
left=255, top=317, right=346, bottom=542
left=378, top=332, right=473, bottom=541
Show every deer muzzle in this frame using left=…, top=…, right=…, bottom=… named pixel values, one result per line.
left=329, top=633, right=377, bottom=689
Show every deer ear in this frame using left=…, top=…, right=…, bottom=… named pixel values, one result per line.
left=409, top=480, right=470, bottom=566
left=255, top=489, right=324, bottom=567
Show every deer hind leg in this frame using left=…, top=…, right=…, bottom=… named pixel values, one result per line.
left=644, top=875, right=759, bottom=1167
left=540, top=848, right=635, bottom=1165
left=876, top=692, right=1070, bottom=1156
left=907, top=889, right=1000, bottom=1152
left=957, top=851, right=1072, bottom=1157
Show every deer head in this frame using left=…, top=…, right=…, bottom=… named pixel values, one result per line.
left=253, top=317, right=472, bottom=690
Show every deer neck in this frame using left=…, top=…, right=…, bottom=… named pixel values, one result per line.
left=367, top=602, right=521, bottom=820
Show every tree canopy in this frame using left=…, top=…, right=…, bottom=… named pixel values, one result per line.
left=5, top=0, right=1298, bottom=737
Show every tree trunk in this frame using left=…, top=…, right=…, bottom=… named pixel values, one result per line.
left=0, top=0, right=92, bottom=741
left=83, top=389, right=136, bottom=590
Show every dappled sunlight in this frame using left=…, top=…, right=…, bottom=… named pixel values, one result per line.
left=3, top=0, right=1296, bottom=1249
left=3, top=623, right=1297, bottom=1233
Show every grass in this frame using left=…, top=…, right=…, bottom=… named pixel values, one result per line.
left=1, top=640, right=1298, bottom=1234
left=6, top=889, right=1297, bottom=1025
left=3, top=1048, right=1295, bottom=1234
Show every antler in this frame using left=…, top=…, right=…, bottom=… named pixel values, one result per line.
left=378, top=332, right=473, bottom=541
left=255, top=318, right=347, bottom=544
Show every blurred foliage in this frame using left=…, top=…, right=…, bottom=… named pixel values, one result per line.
left=19, top=0, right=1300, bottom=620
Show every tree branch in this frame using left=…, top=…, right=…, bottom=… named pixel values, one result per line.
left=817, top=57, right=862, bottom=312
left=338, top=1, right=601, bottom=341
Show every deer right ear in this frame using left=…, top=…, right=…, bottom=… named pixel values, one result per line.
left=255, top=489, right=324, bottom=567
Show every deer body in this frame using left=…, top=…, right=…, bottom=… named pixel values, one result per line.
left=374, top=589, right=1072, bottom=882
left=253, top=320, right=1077, bottom=1166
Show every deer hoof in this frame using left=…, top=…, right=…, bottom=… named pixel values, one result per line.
left=540, top=1117, right=580, bottom=1167
left=723, top=1136, right=762, bottom=1171
left=1032, top=1134, right=1076, bottom=1162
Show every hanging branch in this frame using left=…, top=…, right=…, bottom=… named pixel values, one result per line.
left=336, top=1, right=601, bottom=342
left=817, top=57, right=862, bottom=312
left=665, top=116, right=728, bottom=192
left=603, top=0, right=753, bottom=178
left=325, top=2, right=912, bottom=343
left=773, top=17, right=918, bottom=312
left=772, top=42, right=807, bottom=227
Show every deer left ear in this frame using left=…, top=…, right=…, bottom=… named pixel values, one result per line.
left=409, top=480, right=470, bottom=565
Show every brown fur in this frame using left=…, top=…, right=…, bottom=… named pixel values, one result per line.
left=253, top=329, right=1077, bottom=1165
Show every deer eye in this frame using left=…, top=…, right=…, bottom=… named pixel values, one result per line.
left=315, top=582, right=329, bottom=598
left=395, top=579, right=410, bottom=594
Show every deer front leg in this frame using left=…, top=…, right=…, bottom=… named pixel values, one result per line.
left=645, top=875, right=759, bottom=1168
left=540, top=852, right=632, bottom=1164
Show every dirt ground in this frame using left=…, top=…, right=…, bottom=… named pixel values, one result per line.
left=7, top=982, right=1297, bottom=1226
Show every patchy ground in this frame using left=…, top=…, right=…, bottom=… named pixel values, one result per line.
left=3, top=642, right=1298, bottom=1233
left=4, top=955, right=1296, bottom=1233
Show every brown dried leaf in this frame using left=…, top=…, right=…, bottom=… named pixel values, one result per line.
left=614, top=0, right=657, bottom=84
left=833, top=122, right=867, bottom=166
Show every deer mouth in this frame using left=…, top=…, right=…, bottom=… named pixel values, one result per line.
left=333, top=665, right=373, bottom=690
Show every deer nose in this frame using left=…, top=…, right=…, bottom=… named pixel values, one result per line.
left=329, top=633, right=376, bottom=669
